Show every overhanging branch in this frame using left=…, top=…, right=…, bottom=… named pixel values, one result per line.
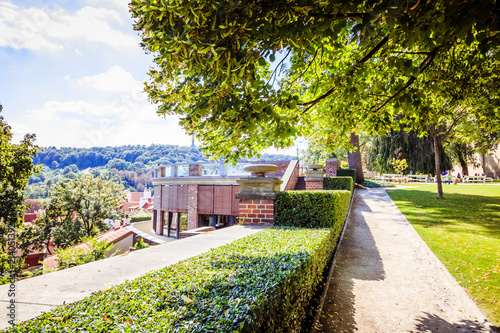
left=299, top=36, right=389, bottom=108
left=371, top=45, right=441, bottom=113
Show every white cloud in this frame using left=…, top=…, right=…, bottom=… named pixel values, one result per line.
left=76, top=66, right=143, bottom=93
left=20, top=99, right=191, bottom=148
left=0, top=2, right=138, bottom=51
left=89, top=0, right=130, bottom=12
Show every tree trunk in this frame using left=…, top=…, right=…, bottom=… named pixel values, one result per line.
left=347, top=132, right=365, bottom=184
left=459, top=156, right=469, bottom=176
left=431, top=130, right=444, bottom=199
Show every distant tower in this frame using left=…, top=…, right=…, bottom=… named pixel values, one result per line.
left=191, top=137, right=196, bottom=148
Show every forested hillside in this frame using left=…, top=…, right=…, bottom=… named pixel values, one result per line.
left=26, top=144, right=293, bottom=197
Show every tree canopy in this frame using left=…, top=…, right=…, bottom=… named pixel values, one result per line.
left=130, top=0, right=500, bottom=163
left=24, top=175, right=125, bottom=254
left=0, top=105, right=39, bottom=276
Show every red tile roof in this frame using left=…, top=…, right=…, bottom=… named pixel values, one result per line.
left=119, top=202, right=140, bottom=212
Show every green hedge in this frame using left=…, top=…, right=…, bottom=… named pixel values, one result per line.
left=5, top=228, right=337, bottom=333
left=324, top=176, right=354, bottom=192
left=274, top=190, right=351, bottom=230
left=130, top=216, right=151, bottom=223
left=337, top=169, right=356, bottom=183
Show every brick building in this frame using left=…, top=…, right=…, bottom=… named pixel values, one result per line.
left=151, top=160, right=302, bottom=237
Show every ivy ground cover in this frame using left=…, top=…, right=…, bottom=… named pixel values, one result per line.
left=5, top=228, right=337, bottom=332
left=387, top=184, right=500, bottom=325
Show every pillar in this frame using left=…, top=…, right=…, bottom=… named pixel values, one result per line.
left=325, top=159, right=338, bottom=177
left=305, top=164, right=325, bottom=190
left=187, top=164, right=201, bottom=230
left=236, top=164, right=282, bottom=225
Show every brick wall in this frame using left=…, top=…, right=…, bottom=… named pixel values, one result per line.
left=325, top=159, right=338, bottom=177
left=284, top=162, right=300, bottom=191
left=305, top=181, right=323, bottom=190
left=239, top=199, right=274, bottom=225
left=189, top=164, right=202, bottom=176
left=187, top=184, right=198, bottom=230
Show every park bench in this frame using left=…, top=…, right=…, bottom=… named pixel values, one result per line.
left=463, top=176, right=493, bottom=183
left=407, top=175, right=429, bottom=183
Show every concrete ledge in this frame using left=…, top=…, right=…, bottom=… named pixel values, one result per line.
left=0, top=225, right=269, bottom=328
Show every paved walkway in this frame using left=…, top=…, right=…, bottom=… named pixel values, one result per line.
left=0, top=225, right=268, bottom=329
left=314, top=188, right=496, bottom=333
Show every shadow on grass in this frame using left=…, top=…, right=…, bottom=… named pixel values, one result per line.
left=387, top=189, right=500, bottom=239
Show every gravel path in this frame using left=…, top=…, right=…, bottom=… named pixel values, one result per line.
left=313, top=188, right=496, bottom=333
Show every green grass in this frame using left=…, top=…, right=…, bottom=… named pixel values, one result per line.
left=387, top=184, right=500, bottom=326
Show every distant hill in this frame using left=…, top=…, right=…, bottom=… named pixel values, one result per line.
left=27, top=144, right=294, bottom=194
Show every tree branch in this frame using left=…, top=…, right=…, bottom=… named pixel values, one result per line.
left=266, top=49, right=291, bottom=86
left=288, top=48, right=319, bottom=87
left=371, top=45, right=441, bottom=113
left=299, top=36, right=389, bottom=108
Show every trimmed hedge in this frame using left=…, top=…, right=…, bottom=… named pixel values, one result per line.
left=337, top=169, right=356, bottom=183
left=324, top=176, right=354, bottom=192
left=274, top=190, right=351, bottom=230
left=131, top=216, right=151, bottom=223
left=5, top=228, right=337, bottom=333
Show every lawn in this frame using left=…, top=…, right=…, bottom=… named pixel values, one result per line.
left=387, top=184, right=500, bottom=326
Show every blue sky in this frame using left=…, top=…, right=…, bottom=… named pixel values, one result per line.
left=0, top=0, right=194, bottom=148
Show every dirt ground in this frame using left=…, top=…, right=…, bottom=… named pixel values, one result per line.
left=312, top=188, right=496, bottom=333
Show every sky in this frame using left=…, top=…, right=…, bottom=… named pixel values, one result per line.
left=0, top=0, right=196, bottom=149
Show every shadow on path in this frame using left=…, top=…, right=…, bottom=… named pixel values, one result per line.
left=411, top=312, right=497, bottom=333
left=313, top=189, right=385, bottom=332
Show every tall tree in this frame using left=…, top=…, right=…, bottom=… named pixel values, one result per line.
left=23, top=175, right=125, bottom=254
left=130, top=0, right=499, bottom=164
left=0, top=105, right=39, bottom=277
left=370, top=127, right=452, bottom=175
left=398, top=44, right=500, bottom=198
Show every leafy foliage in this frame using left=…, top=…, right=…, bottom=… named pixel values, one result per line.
left=323, top=177, right=354, bottom=193
left=0, top=105, right=40, bottom=276
left=21, top=175, right=125, bottom=255
left=362, top=180, right=395, bottom=188
left=5, top=228, right=336, bottom=332
left=50, top=237, right=113, bottom=272
left=130, top=0, right=499, bottom=162
left=391, top=158, right=408, bottom=175
left=274, top=190, right=350, bottom=229
left=369, top=128, right=452, bottom=175
left=336, top=169, right=356, bottom=183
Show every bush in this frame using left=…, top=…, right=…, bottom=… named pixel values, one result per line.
left=47, top=237, right=113, bottom=272
left=274, top=190, right=351, bottom=230
left=324, top=176, right=354, bottom=192
left=6, top=228, right=336, bottom=333
left=362, top=180, right=396, bottom=188
left=336, top=169, right=356, bottom=183
left=130, top=216, right=151, bottom=223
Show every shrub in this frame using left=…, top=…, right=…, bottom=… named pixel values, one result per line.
left=324, top=176, right=354, bottom=192
left=6, top=228, right=336, bottom=333
left=337, top=169, right=356, bottom=183
left=130, top=216, right=151, bottom=223
left=48, top=237, right=113, bottom=272
left=362, top=180, right=396, bottom=188
left=274, top=190, right=351, bottom=230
